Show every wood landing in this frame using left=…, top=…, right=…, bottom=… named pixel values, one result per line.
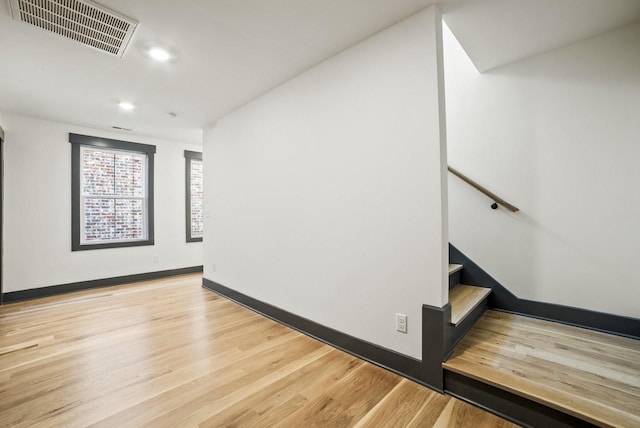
left=443, top=310, right=640, bottom=428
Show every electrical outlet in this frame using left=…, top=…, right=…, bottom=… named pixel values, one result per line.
left=211, top=264, right=216, bottom=272
left=153, top=255, right=159, bottom=264
left=396, top=313, right=407, bottom=333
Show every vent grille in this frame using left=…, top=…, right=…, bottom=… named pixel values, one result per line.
left=8, top=0, right=138, bottom=57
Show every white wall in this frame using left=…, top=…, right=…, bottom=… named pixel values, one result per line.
left=203, top=6, right=448, bottom=359
left=444, top=21, right=640, bottom=318
left=2, top=113, right=203, bottom=292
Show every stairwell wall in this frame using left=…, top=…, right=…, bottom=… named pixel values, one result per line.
left=203, top=6, right=448, bottom=359
left=444, top=21, right=640, bottom=318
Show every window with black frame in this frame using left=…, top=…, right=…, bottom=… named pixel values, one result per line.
left=69, top=133, right=155, bottom=251
left=185, top=150, right=203, bottom=242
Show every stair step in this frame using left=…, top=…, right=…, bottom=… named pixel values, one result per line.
left=448, top=264, right=463, bottom=275
left=443, top=310, right=640, bottom=427
left=449, top=285, right=491, bottom=326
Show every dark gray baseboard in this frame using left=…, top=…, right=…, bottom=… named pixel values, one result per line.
left=202, top=278, right=427, bottom=388
left=444, top=371, right=595, bottom=428
left=421, top=303, right=449, bottom=392
left=2, top=266, right=203, bottom=303
left=422, top=298, right=488, bottom=393
left=450, top=244, right=640, bottom=340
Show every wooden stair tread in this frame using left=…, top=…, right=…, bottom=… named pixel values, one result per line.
left=443, top=310, right=640, bottom=428
left=448, top=264, right=463, bottom=275
left=449, top=285, right=491, bottom=326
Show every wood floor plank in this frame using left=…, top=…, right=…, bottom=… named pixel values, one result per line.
left=134, top=344, right=333, bottom=428
left=481, top=310, right=639, bottom=351
left=456, top=343, right=640, bottom=408
left=405, top=393, right=452, bottom=428
left=0, top=274, right=516, bottom=427
left=353, top=379, right=435, bottom=428
left=272, top=363, right=400, bottom=427
left=199, top=350, right=363, bottom=428
left=458, top=327, right=640, bottom=389
left=433, top=398, right=516, bottom=428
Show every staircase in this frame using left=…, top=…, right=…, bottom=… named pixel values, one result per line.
left=442, top=263, right=640, bottom=428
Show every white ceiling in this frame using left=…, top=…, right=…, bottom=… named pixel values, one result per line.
left=443, top=0, right=640, bottom=72
left=1, top=0, right=639, bottom=144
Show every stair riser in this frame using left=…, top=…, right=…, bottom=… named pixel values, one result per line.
left=449, top=270, right=461, bottom=290
left=444, top=371, right=597, bottom=428
left=445, top=299, right=487, bottom=359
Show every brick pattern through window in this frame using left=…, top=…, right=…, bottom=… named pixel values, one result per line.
left=82, top=148, right=146, bottom=242
left=190, top=159, right=203, bottom=238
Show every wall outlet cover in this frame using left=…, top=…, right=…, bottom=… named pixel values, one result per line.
left=396, top=313, right=407, bottom=333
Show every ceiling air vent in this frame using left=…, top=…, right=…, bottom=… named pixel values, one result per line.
left=7, top=0, right=138, bottom=58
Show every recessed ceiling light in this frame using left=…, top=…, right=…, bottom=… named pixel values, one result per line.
left=148, top=47, right=171, bottom=62
left=118, top=101, right=135, bottom=111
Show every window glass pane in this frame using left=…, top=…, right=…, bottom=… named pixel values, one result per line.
left=190, top=159, right=203, bottom=238
left=84, top=199, right=115, bottom=241
left=80, top=148, right=147, bottom=244
left=115, top=153, right=145, bottom=197
left=72, top=135, right=155, bottom=250
left=82, top=150, right=115, bottom=196
left=115, top=199, right=144, bottom=240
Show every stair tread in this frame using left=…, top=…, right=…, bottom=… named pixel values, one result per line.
left=443, top=310, right=640, bottom=428
left=448, top=264, right=463, bottom=275
left=449, top=285, right=491, bottom=326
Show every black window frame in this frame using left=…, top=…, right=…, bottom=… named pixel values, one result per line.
left=70, top=133, right=156, bottom=251
left=185, top=150, right=203, bottom=242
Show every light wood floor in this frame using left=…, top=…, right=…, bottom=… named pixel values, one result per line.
left=444, top=310, right=640, bottom=428
left=0, top=274, right=517, bottom=427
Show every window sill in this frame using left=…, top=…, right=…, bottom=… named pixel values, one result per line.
left=72, top=239, right=154, bottom=251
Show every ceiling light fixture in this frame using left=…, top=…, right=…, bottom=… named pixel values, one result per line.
left=118, top=101, right=136, bottom=111
left=148, top=47, right=171, bottom=62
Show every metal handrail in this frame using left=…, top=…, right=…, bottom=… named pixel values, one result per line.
left=448, top=166, right=519, bottom=212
